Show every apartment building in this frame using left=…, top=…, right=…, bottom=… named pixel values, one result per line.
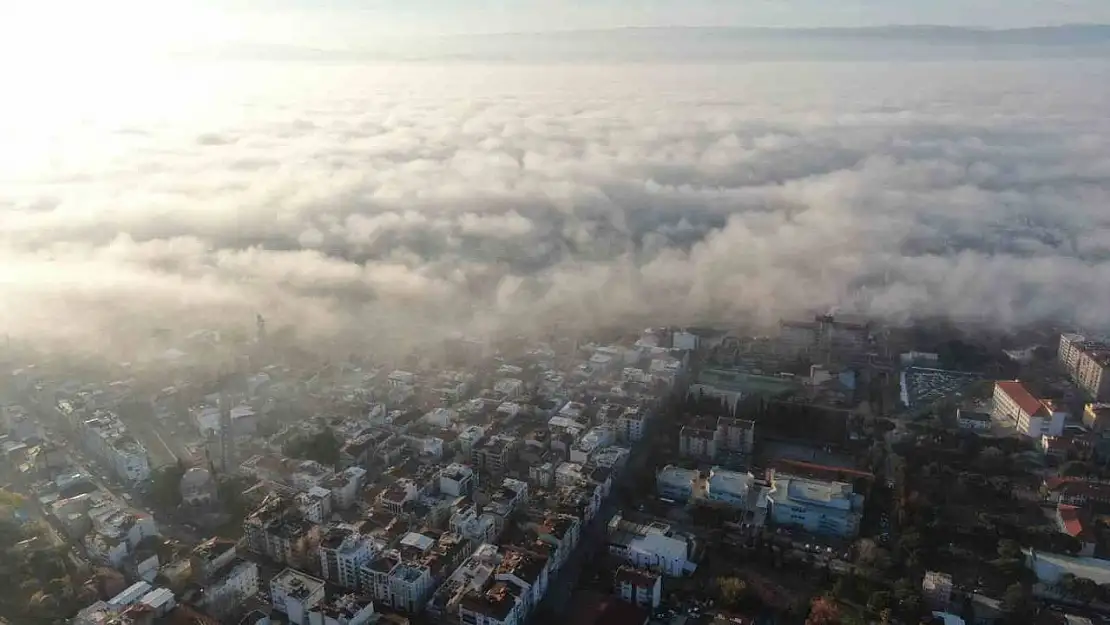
left=1084, top=404, right=1110, bottom=431
left=992, top=381, right=1065, bottom=438
left=326, top=467, right=368, bottom=510
left=615, top=566, right=662, bottom=609
left=296, top=487, right=332, bottom=524
left=307, top=594, right=376, bottom=625
left=437, top=542, right=550, bottom=625
left=378, top=479, right=419, bottom=515
left=459, top=581, right=526, bottom=625
left=678, top=426, right=717, bottom=460
left=319, top=525, right=380, bottom=589
left=656, top=466, right=698, bottom=502
left=201, top=558, right=260, bottom=618
left=440, top=463, right=476, bottom=498
left=766, top=470, right=864, bottom=538
left=615, top=407, right=649, bottom=444
left=1059, top=334, right=1110, bottom=400
left=519, top=513, right=580, bottom=572
left=606, top=513, right=693, bottom=577
left=85, top=505, right=159, bottom=567
left=922, top=571, right=953, bottom=611
left=360, top=532, right=470, bottom=614
left=715, top=418, right=756, bottom=456
left=243, top=496, right=320, bottom=567
left=427, top=543, right=502, bottom=623
left=705, top=467, right=756, bottom=509
left=471, top=434, right=520, bottom=476
left=80, top=412, right=151, bottom=482
left=271, top=568, right=327, bottom=625
left=190, top=538, right=239, bottom=582
left=450, top=503, right=501, bottom=545
left=569, top=426, right=616, bottom=465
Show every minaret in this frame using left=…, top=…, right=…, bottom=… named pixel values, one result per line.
left=218, top=392, right=232, bottom=473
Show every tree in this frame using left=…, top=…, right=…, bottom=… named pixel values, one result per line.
left=1000, top=582, right=1031, bottom=618
left=1057, top=573, right=1078, bottom=598
left=1097, top=582, right=1110, bottom=604
left=997, top=539, right=1022, bottom=560
left=0, top=489, right=26, bottom=510
left=715, top=576, right=754, bottom=610
left=977, top=447, right=1005, bottom=473
left=149, top=461, right=186, bottom=510
left=806, top=596, right=842, bottom=625
left=283, top=427, right=341, bottom=467
left=1074, top=577, right=1098, bottom=604
left=867, top=590, right=892, bottom=613
left=1061, top=461, right=1094, bottom=478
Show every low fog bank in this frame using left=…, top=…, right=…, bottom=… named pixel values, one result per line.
left=2, top=60, right=1109, bottom=368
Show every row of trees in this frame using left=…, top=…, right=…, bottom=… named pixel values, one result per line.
left=0, top=489, right=87, bottom=620
left=283, top=427, right=341, bottom=467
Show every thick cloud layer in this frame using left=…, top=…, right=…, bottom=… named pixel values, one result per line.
left=2, top=59, right=1110, bottom=363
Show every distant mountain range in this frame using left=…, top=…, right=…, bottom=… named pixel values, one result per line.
left=172, top=25, right=1110, bottom=63
left=467, top=24, right=1110, bottom=45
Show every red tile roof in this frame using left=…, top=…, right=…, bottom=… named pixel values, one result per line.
left=995, top=381, right=1049, bottom=418
left=774, top=459, right=874, bottom=482
left=1057, top=504, right=1093, bottom=540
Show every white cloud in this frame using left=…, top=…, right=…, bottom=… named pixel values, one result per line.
left=1, top=60, right=1109, bottom=364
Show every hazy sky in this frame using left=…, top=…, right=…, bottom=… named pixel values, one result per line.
left=4, top=0, right=1110, bottom=58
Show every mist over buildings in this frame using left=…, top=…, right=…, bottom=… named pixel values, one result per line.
left=2, top=34, right=1110, bottom=366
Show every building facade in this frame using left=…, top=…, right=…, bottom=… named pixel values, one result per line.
left=992, top=381, right=1065, bottom=438
left=766, top=471, right=864, bottom=538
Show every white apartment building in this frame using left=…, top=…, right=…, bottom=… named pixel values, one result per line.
left=326, top=467, right=367, bottom=510
left=678, top=426, right=718, bottom=460
left=362, top=559, right=434, bottom=614
left=1060, top=333, right=1088, bottom=372
left=451, top=503, right=502, bottom=545
left=569, top=426, right=616, bottom=465
left=80, top=412, right=151, bottom=482
left=307, top=594, right=376, bottom=625
left=492, top=547, right=550, bottom=616
left=440, top=542, right=550, bottom=625
left=190, top=538, right=239, bottom=581
left=272, top=568, right=327, bottom=625
left=1059, top=334, right=1110, bottom=401
left=493, top=378, right=525, bottom=399
left=615, top=407, right=649, bottom=444
left=656, top=466, right=698, bottom=502
left=296, top=487, right=332, bottom=524
left=591, top=446, right=630, bottom=471
left=319, top=526, right=379, bottom=589
left=716, top=418, right=756, bottom=455
left=85, top=505, right=159, bottom=567
left=616, top=566, right=663, bottom=609
left=767, top=471, right=864, bottom=538
left=459, top=582, right=526, bottom=625
left=992, top=381, right=1065, bottom=438
left=202, top=559, right=260, bottom=617
left=387, top=370, right=416, bottom=388
left=377, top=479, right=419, bottom=515
left=522, top=513, right=580, bottom=572
left=440, top=463, right=476, bottom=497
left=607, top=513, right=693, bottom=577
left=427, top=544, right=501, bottom=622
left=705, top=468, right=755, bottom=509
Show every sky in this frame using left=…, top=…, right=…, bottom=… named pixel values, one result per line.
left=1, top=3, right=1110, bottom=368
left=4, top=0, right=1110, bottom=59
